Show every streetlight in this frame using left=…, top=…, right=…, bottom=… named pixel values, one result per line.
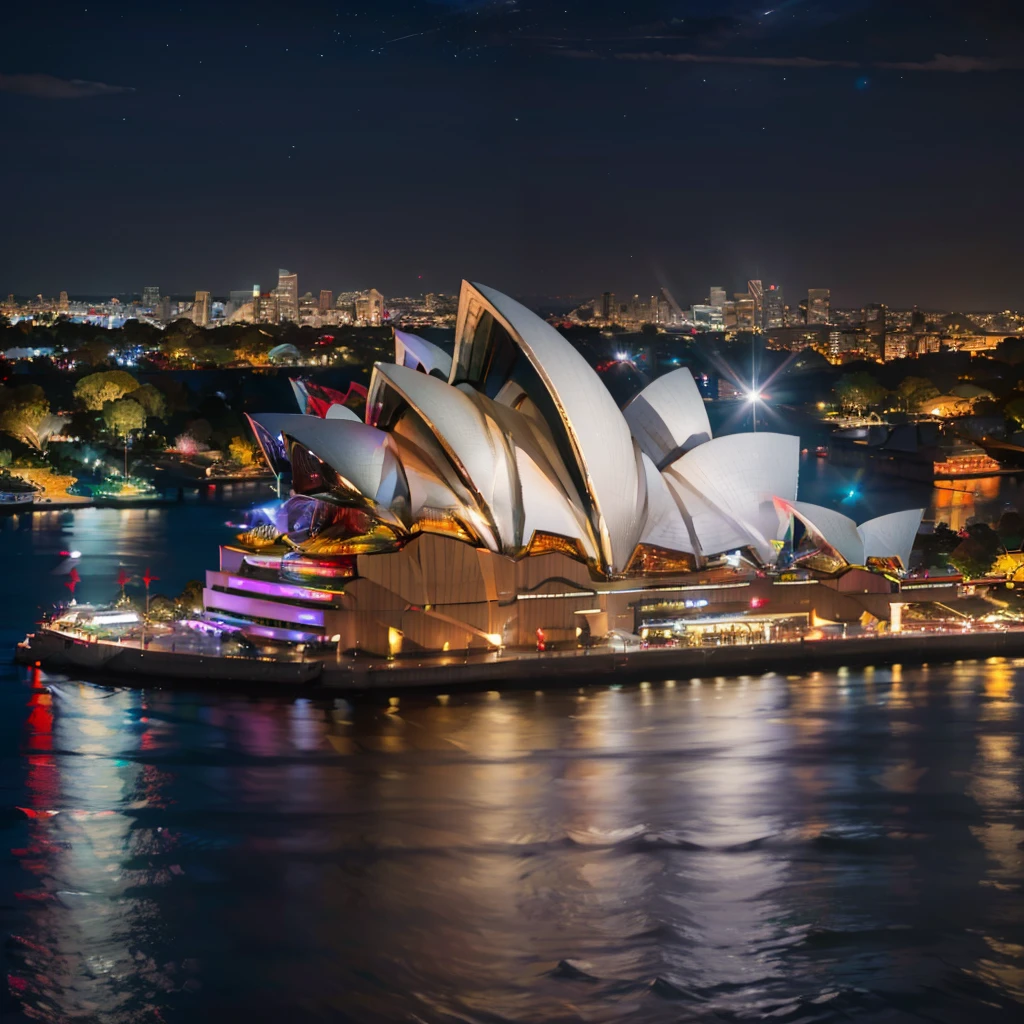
left=747, top=389, right=761, bottom=432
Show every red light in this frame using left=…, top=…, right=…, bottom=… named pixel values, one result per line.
left=750, top=597, right=768, bottom=609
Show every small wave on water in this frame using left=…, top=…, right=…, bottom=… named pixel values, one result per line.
left=3, top=658, right=1024, bottom=1022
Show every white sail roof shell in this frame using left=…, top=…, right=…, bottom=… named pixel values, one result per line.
left=858, top=509, right=923, bottom=570
left=639, top=453, right=696, bottom=554
left=515, top=447, right=597, bottom=561
left=777, top=501, right=923, bottom=569
left=781, top=499, right=865, bottom=565
left=623, top=367, right=712, bottom=468
left=247, top=412, right=312, bottom=443
left=662, top=468, right=751, bottom=559
left=280, top=417, right=392, bottom=505
left=246, top=412, right=314, bottom=475
left=451, top=281, right=644, bottom=573
left=368, top=362, right=519, bottom=553
left=664, top=432, right=799, bottom=563
left=325, top=403, right=360, bottom=421
left=394, top=329, right=453, bottom=379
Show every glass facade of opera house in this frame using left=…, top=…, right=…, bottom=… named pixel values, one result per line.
left=200, top=282, right=943, bottom=655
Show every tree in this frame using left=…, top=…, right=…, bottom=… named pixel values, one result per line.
left=176, top=579, right=205, bottom=615
left=995, top=337, right=1024, bottom=366
left=102, top=397, right=146, bottom=438
left=127, top=383, right=167, bottom=421
left=186, top=418, right=213, bottom=445
left=834, top=371, right=886, bottom=414
left=164, top=318, right=203, bottom=347
left=74, top=370, right=140, bottom=411
left=997, top=510, right=1024, bottom=551
left=0, top=384, right=51, bottom=448
left=70, top=337, right=113, bottom=368
left=896, top=376, right=940, bottom=412
left=948, top=523, right=1002, bottom=580
left=0, top=448, right=11, bottom=469
left=228, top=435, right=258, bottom=466
left=234, top=327, right=273, bottom=365
left=1005, top=397, right=1024, bottom=429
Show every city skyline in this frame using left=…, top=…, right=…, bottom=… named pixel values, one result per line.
left=6, top=274, right=1024, bottom=316
left=2, top=1, right=1024, bottom=308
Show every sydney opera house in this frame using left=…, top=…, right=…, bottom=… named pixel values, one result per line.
left=201, top=282, right=933, bottom=655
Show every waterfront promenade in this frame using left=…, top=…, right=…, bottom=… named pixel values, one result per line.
left=16, top=623, right=1024, bottom=695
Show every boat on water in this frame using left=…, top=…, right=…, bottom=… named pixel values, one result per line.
left=829, top=420, right=1021, bottom=481
left=932, top=439, right=1007, bottom=479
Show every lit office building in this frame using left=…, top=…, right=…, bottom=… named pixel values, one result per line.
left=807, top=288, right=831, bottom=325
left=275, top=269, right=299, bottom=322
left=763, top=284, right=784, bottom=328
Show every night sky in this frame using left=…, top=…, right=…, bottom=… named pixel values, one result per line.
left=3, top=0, right=1024, bottom=308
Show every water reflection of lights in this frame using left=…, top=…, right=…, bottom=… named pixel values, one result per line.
left=12, top=680, right=183, bottom=1021
left=6, top=666, right=1024, bottom=1020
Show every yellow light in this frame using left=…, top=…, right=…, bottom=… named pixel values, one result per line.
left=485, top=633, right=503, bottom=647
left=387, top=626, right=403, bottom=657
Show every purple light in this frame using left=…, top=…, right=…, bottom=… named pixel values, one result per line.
left=227, top=576, right=334, bottom=603
left=205, top=589, right=325, bottom=628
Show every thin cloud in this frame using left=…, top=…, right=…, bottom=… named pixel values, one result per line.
left=614, top=51, right=859, bottom=69
left=0, top=73, right=134, bottom=99
left=876, top=53, right=1024, bottom=73
left=558, top=49, right=1024, bottom=74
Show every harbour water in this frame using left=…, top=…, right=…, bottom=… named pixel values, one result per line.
left=2, top=657, right=1023, bottom=1021
left=0, top=478, right=1023, bottom=1021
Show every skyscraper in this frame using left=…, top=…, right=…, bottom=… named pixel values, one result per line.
left=709, top=286, right=727, bottom=310
left=763, top=284, right=784, bottom=329
left=142, top=286, right=160, bottom=309
left=58, top=290, right=69, bottom=312
left=192, top=290, right=211, bottom=327
left=747, top=280, right=763, bottom=328
left=807, top=288, right=831, bottom=325
left=258, top=291, right=279, bottom=324
left=600, top=291, right=614, bottom=321
left=734, top=296, right=756, bottom=330
left=275, top=268, right=299, bottom=322
left=319, top=289, right=334, bottom=313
